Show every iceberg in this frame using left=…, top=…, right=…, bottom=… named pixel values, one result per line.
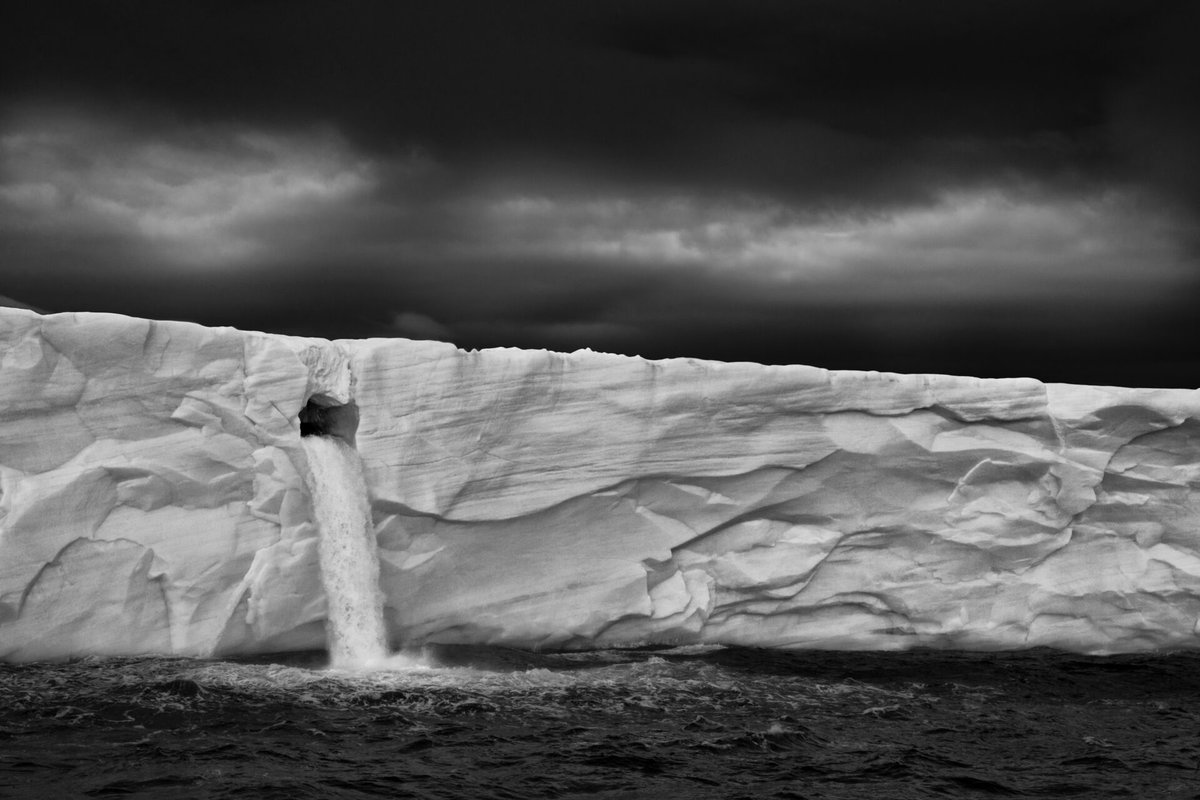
left=2, top=306, right=1200, bottom=661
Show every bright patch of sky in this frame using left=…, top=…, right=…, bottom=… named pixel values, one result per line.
left=0, top=110, right=374, bottom=266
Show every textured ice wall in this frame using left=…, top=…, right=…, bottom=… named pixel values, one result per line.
left=0, top=310, right=349, bottom=660
left=3, top=307, right=1200, bottom=660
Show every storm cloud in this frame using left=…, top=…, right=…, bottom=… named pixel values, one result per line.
left=2, top=0, right=1199, bottom=385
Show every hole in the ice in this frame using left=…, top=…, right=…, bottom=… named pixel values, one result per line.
left=300, top=396, right=359, bottom=444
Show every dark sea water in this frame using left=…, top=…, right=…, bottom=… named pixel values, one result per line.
left=3, top=646, right=1200, bottom=799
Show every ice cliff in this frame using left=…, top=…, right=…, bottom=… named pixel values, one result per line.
left=3, top=307, right=1200, bottom=661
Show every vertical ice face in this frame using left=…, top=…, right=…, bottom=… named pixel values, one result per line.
left=5, top=309, right=1200, bottom=661
left=302, top=434, right=389, bottom=668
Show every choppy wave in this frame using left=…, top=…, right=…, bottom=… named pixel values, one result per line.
left=3, top=646, right=1200, bottom=798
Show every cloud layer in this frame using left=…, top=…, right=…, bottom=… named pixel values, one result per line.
left=2, top=1, right=1199, bottom=385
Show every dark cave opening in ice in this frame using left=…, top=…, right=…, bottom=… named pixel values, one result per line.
left=299, top=396, right=359, bottom=444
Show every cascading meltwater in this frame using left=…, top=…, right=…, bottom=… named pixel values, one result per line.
left=301, top=435, right=390, bottom=669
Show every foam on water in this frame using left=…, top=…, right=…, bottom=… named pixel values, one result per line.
left=302, top=435, right=390, bottom=669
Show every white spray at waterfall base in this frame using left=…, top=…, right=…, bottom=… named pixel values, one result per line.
left=302, top=435, right=390, bottom=669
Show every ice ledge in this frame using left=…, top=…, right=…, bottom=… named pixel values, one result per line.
left=2, top=307, right=1200, bottom=660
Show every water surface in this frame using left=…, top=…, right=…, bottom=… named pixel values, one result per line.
left=3, top=646, right=1200, bottom=798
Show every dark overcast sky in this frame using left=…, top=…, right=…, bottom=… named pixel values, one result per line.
left=3, top=1, right=1200, bottom=386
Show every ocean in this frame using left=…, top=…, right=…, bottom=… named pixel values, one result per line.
left=3, top=645, right=1200, bottom=798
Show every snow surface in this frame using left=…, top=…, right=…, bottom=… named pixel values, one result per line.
left=3, top=307, right=1200, bottom=660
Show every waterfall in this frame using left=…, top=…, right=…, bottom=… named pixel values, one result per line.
left=302, top=435, right=389, bottom=669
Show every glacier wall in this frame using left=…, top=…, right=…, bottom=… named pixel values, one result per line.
left=3, top=307, right=1200, bottom=660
